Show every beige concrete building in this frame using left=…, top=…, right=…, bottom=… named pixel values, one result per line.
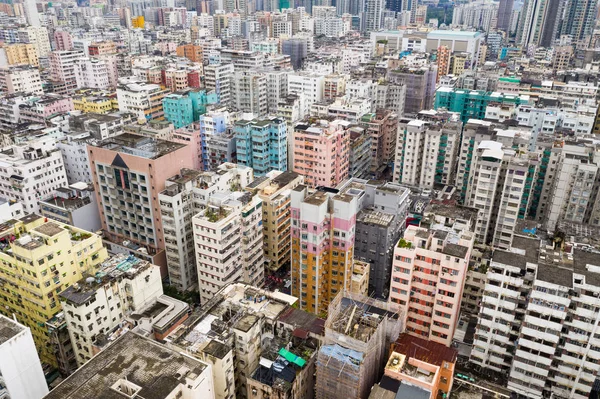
left=4, top=43, right=39, bottom=66
left=350, top=259, right=370, bottom=296
left=245, top=171, right=304, bottom=272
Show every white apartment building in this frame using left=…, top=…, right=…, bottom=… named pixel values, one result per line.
left=0, top=137, right=69, bottom=214
left=315, top=18, right=348, bottom=37
left=464, top=141, right=535, bottom=249
left=19, top=26, right=51, bottom=57
left=59, top=254, right=163, bottom=366
left=205, top=63, right=234, bottom=107
left=116, top=77, right=170, bottom=120
left=365, top=0, right=384, bottom=32
left=265, top=69, right=289, bottom=115
left=0, top=66, right=43, bottom=94
left=544, top=141, right=600, bottom=232
left=0, top=315, right=49, bottom=399
left=287, top=72, right=324, bottom=118
left=394, top=113, right=461, bottom=187
left=272, top=20, right=292, bottom=38
left=231, top=70, right=268, bottom=117
left=471, top=235, right=600, bottom=399
left=192, top=192, right=264, bottom=304
left=159, top=164, right=253, bottom=291
left=75, top=58, right=111, bottom=89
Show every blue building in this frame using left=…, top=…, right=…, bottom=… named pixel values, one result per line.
left=162, top=89, right=217, bottom=129
left=234, top=117, right=287, bottom=176
left=199, top=111, right=229, bottom=171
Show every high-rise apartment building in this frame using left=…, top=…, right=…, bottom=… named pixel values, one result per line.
left=290, top=184, right=360, bottom=314
left=496, top=0, right=514, bottom=31
left=394, top=111, right=462, bottom=188
left=235, top=117, right=288, bottom=176
left=288, top=72, right=324, bottom=117
left=360, top=110, right=398, bottom=174
left=159, top=163, right=253, bottom=291
left=18, top=26, right=51, bottom=57
left=0, top=217, right=108, bottom=368
left=192, top=191, right=264, bottom=304
left=471, top=234, right=600, bottom=399
left=389, top=203, right=475, bottom=346
left=176, top=43, right=203, bottom=63
left=245, top=171, right=304, bottom=273
left=4, top=43, right=39, bottom=67
left=49, top=50, right=86, bottom=93
left=465, top=141, right=537, bottom=248
left=517, top=0, right=562, bottom=47
left=204, top=63, right=234, bottom=107
left=560, top=0, right=597, bottom=42
left=0, top=65, right=43, bottom=94
left=347, top=179, right=410, bottom=298
left=365, top=0, right=384, bottom=32
left=231, top=71, right=269, bottom=117
left=434, top=88, right=529, bottom=123
left=59, top=254, right=164, bottom=366
left=0, top=137, right=69, bottom=214
left=116, top=78, right=170, bottom=121
left=88, top=133, right=194, bottom=276
left=74, top=58, right=111, bottom=90
left=544, top=140, right=600, bottom=233
left=0, top=315, right=49, bottom=399
left=293, top=120, right=350, bottom=188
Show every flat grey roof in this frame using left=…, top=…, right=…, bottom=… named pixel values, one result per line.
left=0, top=315, right=24, bottom=345
left=44, top=332, right=207, bottom=399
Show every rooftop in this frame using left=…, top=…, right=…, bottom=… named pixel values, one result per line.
left=44, top=332, right=208, bottom=399
left=202, top=339, right=230, bottom=359
left=60, top=254, right=154, bottom=305
left=90, top=133, right=186, bottom=160
left=0, top=315, right=25, bottom=346
left=40, top=195, right=92, bottom=211
left=357, top=209, right=395, bottom=227
left=33, top=221, right=64, bottom=237
left=392, top=333, right=457, bottom=366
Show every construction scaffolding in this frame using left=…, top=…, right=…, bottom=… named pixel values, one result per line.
left=315, top=291, right=404, bottom=399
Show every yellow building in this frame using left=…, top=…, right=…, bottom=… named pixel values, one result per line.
left=451, top=52, right=469, bottom=75
left=0, top=215, right=108, bottom=368
left=131, top=15, right=144, bottom=28
left=290, top=186, right=358, bottom=315
left=4, top=43, right=39, bottom=67
left=245, top=171, right=304, bottom=273
left=73, top=93, right=119, bottom=113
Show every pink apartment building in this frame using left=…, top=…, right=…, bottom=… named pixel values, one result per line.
left=19, top=94, right=74, bottom=124
left=171, top=123, right=202, bottom=170
left=389, top=203, right=475, bottom=346
left=292, top=119, right=350, bottom=188
left=88, top=133, right=194, bottom=277
left=53, top=30, right=73, bottom=51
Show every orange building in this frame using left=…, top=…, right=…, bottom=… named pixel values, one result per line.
left=381, top=333, right=458, bottom=399
left=131, top=15, right=144, bottom=28
left=436, top=45, right=450, bottom=82
left=290, top=185, right=359, bottom=315
left=176, top=44, right=203, bottom=63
